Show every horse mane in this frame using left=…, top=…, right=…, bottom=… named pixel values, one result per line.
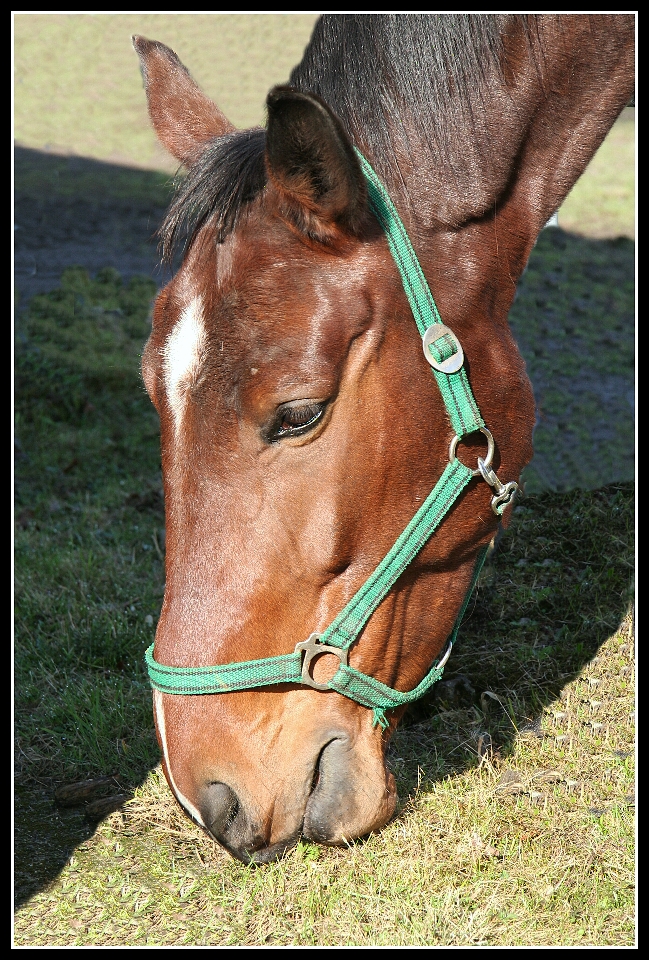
left=159, top=128, right=267, bottom=263
left=289, top=14, right=520, bottom=177
left=160, top=14, right=528, bottom=263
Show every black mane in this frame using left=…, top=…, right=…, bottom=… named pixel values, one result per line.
left=159, top=128, right=267, bottom=264
left=290, top=14, right=514, bottom=182
left=160, top=14, right=523, bottom=262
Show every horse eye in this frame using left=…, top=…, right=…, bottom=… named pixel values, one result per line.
left=266, top=401, right=326, bottom=441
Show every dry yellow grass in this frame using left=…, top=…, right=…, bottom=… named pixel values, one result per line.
left=559, top=108, right=635, bottom=240
left=14, top=14, right=319, bottom=170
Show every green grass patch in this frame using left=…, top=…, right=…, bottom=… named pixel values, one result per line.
left=15, top=267, right=163, bottom=795
left=14, top=266, right=634, bottom=944
left=14, top=148, right=174, bottom=208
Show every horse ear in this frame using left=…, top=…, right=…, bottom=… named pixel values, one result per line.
left=265, top=87, right=367, bottom=240
left=133, top=36, right=235, bottom=167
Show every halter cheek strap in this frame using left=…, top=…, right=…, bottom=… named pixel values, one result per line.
left=145, top=151, right=518, bottom=729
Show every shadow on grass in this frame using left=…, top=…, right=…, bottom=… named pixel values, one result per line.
left=396, top=482, right=634, bottom=792
left=509, top=228, right=634, bottom=495
left=13, top=156, right=634, bottom=906
left=13, top=483, right=634, bottom=907
left=14, top=265, right=165, bottom=909
left=14, top=146, right=176, bottom=303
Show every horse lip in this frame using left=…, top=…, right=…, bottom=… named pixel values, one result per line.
left=302, top=733, right=396, bottom=844
left=232, top=738, right=341, bottom=863
left=248, top=835, right=301, bottom=865
left=219, top=833, right=301, bottom=866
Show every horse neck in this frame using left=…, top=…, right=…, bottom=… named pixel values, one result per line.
left=288, top=14, right=522, bottom=231
left=290, top=15, right=634, bottom=239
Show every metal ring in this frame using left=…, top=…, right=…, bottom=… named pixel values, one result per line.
left=295, top=633, right=348, bottom=691
left=436, top=640, right=453, bottom=671
left=448, top=427, right=495, bottom=476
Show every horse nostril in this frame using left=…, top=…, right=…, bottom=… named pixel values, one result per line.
left=310, top=746, right=326, bottom=795
left=202, top=782, right=239, bottom=838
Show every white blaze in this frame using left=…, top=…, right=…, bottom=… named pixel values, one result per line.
left=156, top=297, right=209, bottom=826
left=163, top=297, right=206, bottom=431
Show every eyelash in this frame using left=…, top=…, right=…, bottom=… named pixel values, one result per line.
left=267, top=401, right=326, bottom=441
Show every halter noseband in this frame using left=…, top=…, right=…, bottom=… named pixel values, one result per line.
left=145, top=151, right=518, bottom=730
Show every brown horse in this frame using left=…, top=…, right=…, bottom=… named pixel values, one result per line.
left=133, top=15, right=634, bottom=863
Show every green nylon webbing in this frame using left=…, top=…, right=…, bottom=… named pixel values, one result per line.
left=354, top=149, right=484, bottom=439
left=145, top=151, right=491, bottom=719
left=144, top=459, right=472, bottom=693
left=330, top=541, right=488, bottom=720
left=321, top=459, right=472, bottom=651
left=144, top=540, right=488, bottom=728
left=145, top=646, right=303, bottom=696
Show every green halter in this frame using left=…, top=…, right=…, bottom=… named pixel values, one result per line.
left=145, top=150, right=518, bottom=729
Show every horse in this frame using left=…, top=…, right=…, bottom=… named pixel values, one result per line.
left=133, top=15, right=634, bottom=864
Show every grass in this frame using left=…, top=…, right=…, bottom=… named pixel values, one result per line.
left=14, top=267, right=163, bottom=792
left=13, top=689, right=637, bottom=947
left=14, top=267, right=635, bottom=945
left=14, top=148, right=173, bottom=208
left=13, top=15, right=635, bottom=944
left=508, top=229, right=634, bottom=494
left=560, top=108, right=635, bottom=240
left=13, top=14, right=319, bottom=171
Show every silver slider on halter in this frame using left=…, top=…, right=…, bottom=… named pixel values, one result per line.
left=422, top=324, right=464, bottom=374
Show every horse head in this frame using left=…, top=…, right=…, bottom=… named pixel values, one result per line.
left=133, top=16, right=634, bottom=863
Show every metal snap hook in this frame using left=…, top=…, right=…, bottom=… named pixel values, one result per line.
left=477, top=457, right=519, bottom=515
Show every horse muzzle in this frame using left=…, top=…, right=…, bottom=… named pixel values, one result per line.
left=196, top=731, right=397, bottom=863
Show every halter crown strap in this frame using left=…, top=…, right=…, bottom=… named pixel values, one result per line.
left=354, top=149, right=484, bottom=439
left=145, top=151, right=495, bottom=726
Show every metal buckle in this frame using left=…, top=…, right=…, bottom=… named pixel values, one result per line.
left=477, top=457, right=519, bottom=515
left=449, top=427, right=495, bottom=476
left=295, top=633, right=348, bottom=691
left=422, top=324, right=464, bottom=374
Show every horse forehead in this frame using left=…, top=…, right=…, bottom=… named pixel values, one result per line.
left=230, top=238, right=327, bottom=307
left=163, top=222, right=376, bottom=381
left=222, top=215, right=374, bottom=312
